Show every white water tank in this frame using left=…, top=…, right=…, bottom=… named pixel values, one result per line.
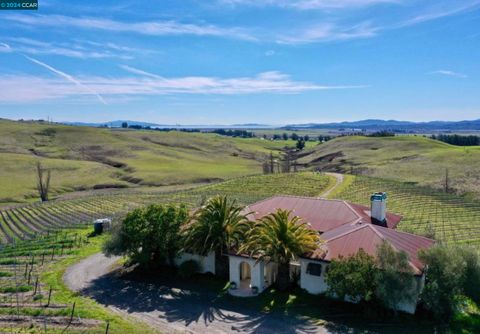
left=370, top=192, right=387, bottom=223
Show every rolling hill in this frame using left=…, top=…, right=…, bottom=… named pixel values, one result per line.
left=0, top=119, right=301, bottom=205
left=298, top=135, right=480, bottom=197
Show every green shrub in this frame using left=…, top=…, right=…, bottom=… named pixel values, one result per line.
left=0, top=285, right=33, bottom=293
left=0, top=271, right=13, bottom=277
left=178, top=260, right=200, bottom=279
left=103, top=204, right=188, bottom=268
left=33, top=294, right=44, bottom=301
left=419, top=246, right=469, bottom=320
left=325, top=249, right=377, bottom=303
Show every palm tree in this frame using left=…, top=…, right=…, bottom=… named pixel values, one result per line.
left=184, top=196, right=250, bottom=278
left=240, top=209, right=320, bottom=290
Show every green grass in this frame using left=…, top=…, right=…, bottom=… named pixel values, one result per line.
left=2, top=170, right=480, bottom=247
left=0, top=172, right=479, bottom=332
left=0, top=228, right=158, bottom=333
left=330, top=175, right=480, bottom=246
left=40, top=232, right=158, bottom=334
left=0, top=119, right=303, bottom=204
left=299, top=135, right=480, bottom=198
left=188, top=172, right=334, bottom=205
left=0, top=172, right=333, bottom=244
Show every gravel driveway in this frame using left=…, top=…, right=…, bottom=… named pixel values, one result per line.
left=64, top=253, right=331, bottom=334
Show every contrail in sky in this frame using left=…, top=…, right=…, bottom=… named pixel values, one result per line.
left=24, top=55, right=107, bottom=105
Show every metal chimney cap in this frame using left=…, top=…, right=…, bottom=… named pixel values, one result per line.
left=370, top=192, right=387, bottom=201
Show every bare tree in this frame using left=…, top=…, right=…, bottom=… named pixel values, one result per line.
left=269, top=152, right=275, bottom=174
left=262, top=161, right=271, bottom=174
left=36, top=162, right=51, bottom=202
left=444, top=168, right=449, bottom=193
left=281, top=152, right=291, bottom=173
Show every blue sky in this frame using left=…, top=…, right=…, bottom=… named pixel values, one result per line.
left=0, top=0, right=479, bottom=125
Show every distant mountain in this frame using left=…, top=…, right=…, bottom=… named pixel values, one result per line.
left=285, top=119, right=480, bottom=132
left=63, top=120, right=169, bottom=128
left=231, top=123, right=271, bottom=127
left=61, top=118, right=480, bottom=132
left=61, top=120, right=274, bottom=129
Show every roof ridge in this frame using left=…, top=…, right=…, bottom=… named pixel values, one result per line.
left=253, top=194, right=348, bottom=203
left=365, top=223, right=387, bottom=241
left=342, top=200, right=364, bottom=221
left=365, top=225, right=423, bottom=273
left=322, top=223, right=368, bottom=243
left=372, top=223, right=436, bottom=242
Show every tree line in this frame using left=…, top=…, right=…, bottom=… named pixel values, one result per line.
left=120, top=122, right=334, bottom=143
left=431, top=134, right=480, bottom=146
left=262, top=151, right=300, bottom=174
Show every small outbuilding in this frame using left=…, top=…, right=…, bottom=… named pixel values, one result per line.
left=93, top=218, right=112, bottom=234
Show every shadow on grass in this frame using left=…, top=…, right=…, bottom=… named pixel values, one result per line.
left=81, top=266, right=444, bottom=333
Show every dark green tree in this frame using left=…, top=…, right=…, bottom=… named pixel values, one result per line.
left=296, top=139, right=305, bottom=150
left=103, top=204, right=188, bottom=268
left=418, top=246, right=467, bottom=320
left=458, top=246, right=480, bottom=304
left=325, top=249, right=377, bottom=303
left=375, top=241, right=416, bottom=314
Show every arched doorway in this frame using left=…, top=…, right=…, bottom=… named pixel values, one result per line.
left=239, top=261, right=251, bottom=289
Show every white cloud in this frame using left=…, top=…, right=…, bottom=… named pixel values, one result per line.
left=431, top=70, right=468, bottom=79
left=0, top=42, right=11, bottom=51
left=401, top=1, right=480, bottom=26
left=0, top=37, right=135, bottom=59
left=277, top=21, right=377, bottom=44
left=24, top=56, right=107, bottom=104
left=221, top=0, right=399, bottom=10
left=3, top=14, right=256, bottom=41
left=0, top=68, right=366, bottom=103
left=265, top=50, right=275, bottom=56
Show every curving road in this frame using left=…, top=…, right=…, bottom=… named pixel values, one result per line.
left=320, top=173, right=344, bottom=198
left=64, top=253, right=333, bottom=334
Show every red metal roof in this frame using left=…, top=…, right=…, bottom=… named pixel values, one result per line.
left=243, top=195, right=433, bottom=274
left=309, top=223, right=435, bottom=274
left=243, top=195, right=402, bottom=232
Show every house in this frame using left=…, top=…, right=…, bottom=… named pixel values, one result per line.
left=227, top=193, right=435, bottom=314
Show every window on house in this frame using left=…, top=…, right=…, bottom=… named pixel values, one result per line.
left=306, top=263, right=322, bottom=276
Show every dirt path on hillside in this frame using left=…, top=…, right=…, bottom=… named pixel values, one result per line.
left=64, top=253, right=335, bottom=334
left=320, top=173, right=344, bottom=198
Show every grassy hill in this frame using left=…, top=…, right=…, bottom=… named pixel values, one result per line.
left=298, top=135, right=480, bottom=197
left=0, top=119, right=310, bottom=205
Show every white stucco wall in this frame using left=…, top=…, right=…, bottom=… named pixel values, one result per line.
left=299, top=258, right=424, bottom=315
left=299, top=258, right=328, bottom=294
left=175, top=251, right=215, bottom=274
left=229, top=255, right=266, bottom=292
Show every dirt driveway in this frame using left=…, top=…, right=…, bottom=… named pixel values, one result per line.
left=64, top=253, right=333, bottom=334
left=320, top=173, right=344, bottom=198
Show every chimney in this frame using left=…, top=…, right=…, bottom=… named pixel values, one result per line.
left=370, top=192, right=387, bottom=224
